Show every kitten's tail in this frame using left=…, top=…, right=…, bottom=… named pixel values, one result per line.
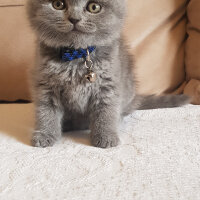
left=135, top=94, right=191, bottom=110
left=123, top=94, right=191, bottom=115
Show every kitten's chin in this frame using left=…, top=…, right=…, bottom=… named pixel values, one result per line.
left=70, top=28, right=86, bottom=34
left=75, top=23, right=97, bottom=34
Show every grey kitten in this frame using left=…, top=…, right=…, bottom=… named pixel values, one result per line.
left=27, top=0, right=190, bottom=148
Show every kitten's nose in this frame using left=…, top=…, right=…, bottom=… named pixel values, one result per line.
left=68, top=18, right=80, bottom=24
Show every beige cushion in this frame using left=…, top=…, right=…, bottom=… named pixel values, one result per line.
left=0, top=0, right=188, bottom=101
left=184, top=0, right=200, bottom=103
left=184, top=79, right=200, bottom=105
left=124, top=0, right=187, bottom=95
left=0, top=1, right=35, bottom=101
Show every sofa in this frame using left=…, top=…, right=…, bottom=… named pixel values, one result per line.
left=0, top=1, right=200, bottom=199
left=0, top=0, right=200, bottom=103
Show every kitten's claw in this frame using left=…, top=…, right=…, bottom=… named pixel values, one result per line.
left=91, top=133, right=119, bottom=148
left=32, top=132, right=57, bottom=148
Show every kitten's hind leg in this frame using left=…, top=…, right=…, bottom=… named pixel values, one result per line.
left=62, top=119, right=73, bottom=132
left=62, top=113, right=89, bottom=132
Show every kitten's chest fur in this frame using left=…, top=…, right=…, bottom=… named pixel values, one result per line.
left=64, top=76, right=94, bottom=113
left=40, top=57, right=101, bottom=113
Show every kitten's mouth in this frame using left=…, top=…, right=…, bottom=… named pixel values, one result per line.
left=70, top=24, right=95, bottom=34
left=71, top=26, right=84, bottom=33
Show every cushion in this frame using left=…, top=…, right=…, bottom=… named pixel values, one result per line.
left=184, top=0, right=200, bottom=104
left=0, top=0, right=35, bottom=101
left=124, top=0, right=188, bottom=95
left=0, top=0, right=188, bottom=101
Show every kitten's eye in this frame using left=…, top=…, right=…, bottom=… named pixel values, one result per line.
left=87, top=2, right=101, bottom=14
left=52, top=0, right=65, bottom=10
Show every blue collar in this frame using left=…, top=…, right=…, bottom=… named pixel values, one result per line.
left=61, top=46, right=96, bottom=61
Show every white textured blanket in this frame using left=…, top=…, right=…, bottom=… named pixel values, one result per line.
left=0, top=104, right=200, bottom=200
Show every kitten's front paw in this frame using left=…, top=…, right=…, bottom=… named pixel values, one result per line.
left=32, top=132, right=57, bottom=148
left=91, top=133, right=119, bottom=148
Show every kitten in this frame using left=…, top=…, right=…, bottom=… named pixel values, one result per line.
left=27, top=0, right=190, bottom=148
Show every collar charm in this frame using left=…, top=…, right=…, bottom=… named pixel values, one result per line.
left=61, top=46, right=96, bottom=83
left=85, top=49, right=97, bottom=83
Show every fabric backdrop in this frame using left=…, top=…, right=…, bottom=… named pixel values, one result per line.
left=0, top=0, right=199, bottom=102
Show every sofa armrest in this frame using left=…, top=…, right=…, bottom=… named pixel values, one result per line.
left=184, top=0, right=200, bottom=104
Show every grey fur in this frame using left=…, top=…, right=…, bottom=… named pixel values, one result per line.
left=27, top=0, right=190, bottom=148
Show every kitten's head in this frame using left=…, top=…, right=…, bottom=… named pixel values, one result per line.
left=27, top=0, right=126, bottom=48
